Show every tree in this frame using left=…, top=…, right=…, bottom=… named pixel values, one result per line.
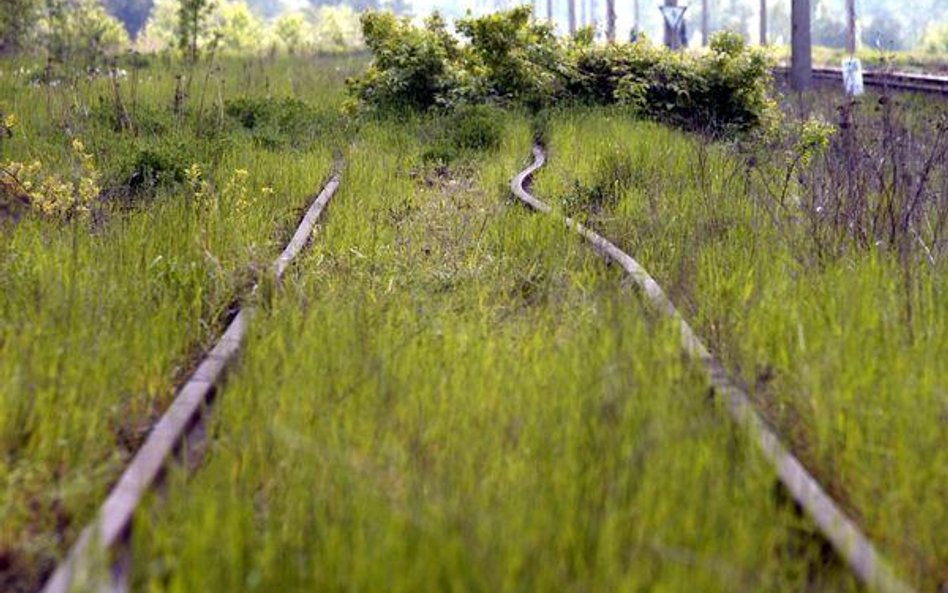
left=41, top=0, right=129, bottom=63
left=922, top=22, right=948, bottom=54
left=213, top=1, right=264, bottom=53
left=177, top=0, right=215, bottom=62
left=861, top=9, right=907, bottom=51
left=0, top=0, right=38, bottom=54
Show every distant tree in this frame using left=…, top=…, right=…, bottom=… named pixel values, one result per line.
left=921, top=23, right=948, bottom=54
left=0, top=0, right=38, bottom=54
left=861, top=9, right=906, bottom=50
left=213, top=1, right=264, bottom=53
left=812, top=14, right=845, bottom=47
left=311, top=5, right=362, bottom=52
left=101, top=0, right=154, bottom=39
left=273, top=11, right=311, bottom=53
left=137, top=0, right=176, bottom=50
left=177, top=0, right=215, bottom=62
left=41, top=0, right=130, bottom=63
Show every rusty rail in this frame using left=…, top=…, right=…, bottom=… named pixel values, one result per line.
left=511, top=145, right=918, bottom=593
left=40, top=174, right=342, bottom=593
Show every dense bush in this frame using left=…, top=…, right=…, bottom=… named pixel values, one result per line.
left=225, top=96, right=339, bottom=150
left=347, top=8, right=777, bottom=135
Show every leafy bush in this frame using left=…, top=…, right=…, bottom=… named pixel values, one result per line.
left=922, top=23, right=948, bottom=54
left=225, top=96, right=338, bottom=150
left=346, top=12, right=463, bottom=113
left=420, top=105, right=506, bottom=164
left=347, top=9, right=777, bottom=136
left=447, top=105, right=505, bottom=152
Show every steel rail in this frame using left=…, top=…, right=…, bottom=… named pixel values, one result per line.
left=510, top=145, right=918, bottom=593
left=40, top=174, right=342, bottom=593
left=774, top=65, right=948, bottom=96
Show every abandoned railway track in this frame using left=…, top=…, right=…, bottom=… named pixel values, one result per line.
left=510, top=145, right=918, bottom=593
left=40, top=174, right=342, bottom=593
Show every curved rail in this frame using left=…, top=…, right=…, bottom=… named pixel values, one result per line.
left=41, top=174, right=342, bottom=593
left=511, top=145, right=917, bottom=593
left=774, top=65, right=948, bottom=96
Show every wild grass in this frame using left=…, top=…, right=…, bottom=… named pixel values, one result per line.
left=0, top=55, right=357, bottom=592
left=534, top=108, right=948, bottom=589
left=129, top=115, right=857, bottom=592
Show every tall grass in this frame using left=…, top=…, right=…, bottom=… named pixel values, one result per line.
left=534, top=108, right=947, bottom=589
left=0, top=56, right=355, bottom=591
left=130, top=116, right=857, bottom=592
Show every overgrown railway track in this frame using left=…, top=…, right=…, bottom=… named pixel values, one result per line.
left=37, top=139, right=926, bottom=592
left=774, top=65, right=948, bottom=96
left=40, top=174, right=342, bottom=593
left=511, top=145, right=918, bottom=593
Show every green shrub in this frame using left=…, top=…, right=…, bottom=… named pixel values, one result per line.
left=345, top=12, right=464, bottom=114
left=447, top=105, right=505, bottom=152
left=347, top=10, right=777, bottom=136
left=420, top=105, right=506, bottom=164
left=225, top=97, right=337, bottom=150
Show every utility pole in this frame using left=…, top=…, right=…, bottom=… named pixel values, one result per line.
left=547, top=0, right=553, bottom=23
left=790, top=0, right=811, bottom=90
left=845, top=0, right=856, bottom=54
left=701, top=0, right=708, bottom=45
left=568, top=0, right=576, bottom=34
left=760, top=0, right=767, bottom=45
left=634, top=0, right=640, bottom=33
left=606, top=0, right=616, bottom=40
left=663, top=0, right=678, bottom=47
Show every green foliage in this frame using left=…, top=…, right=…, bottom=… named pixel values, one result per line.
left=0, top=0, right=38, bottom=54
left=454, top=6, right=564, bottom=108
left=212, top=1, right=264, bottom=54
left=120, top=142, right=195, bottom=193
left=224, top=96, right=339, bottom=149
left=921, top=23, right=948, bottom=54
left=177, top=0, right=216, bottom=62
left=349, top=10, right=777, bottom=136
left=141, top=1, right=364, bottom=56
left=421, top=104, right=506, bottom=163
left=39, top=0, right=130, bottom=63
left=346, top=11, right=463, bottom=113
left=796, top=117, right=835, bottom=166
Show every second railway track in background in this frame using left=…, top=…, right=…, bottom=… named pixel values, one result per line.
left=774, top=65, right=948, bottom=96
left=511, top=145, right=919, bottom=593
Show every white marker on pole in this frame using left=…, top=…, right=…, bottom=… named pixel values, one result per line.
left=842, top=58, right=864, bottom=96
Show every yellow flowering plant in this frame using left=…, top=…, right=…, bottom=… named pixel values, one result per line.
left=0, top=138, right=102, bottom=220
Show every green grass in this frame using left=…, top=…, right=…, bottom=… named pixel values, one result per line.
left=533, top=108, right=948, bottom=589
left=0, top=55, right=358, bottom=592
left=128, top=115, right=858, bottom=592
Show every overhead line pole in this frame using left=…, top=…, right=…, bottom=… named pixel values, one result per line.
left=790, top=0, right=812, bottom=90
left=701, top=0, right=708, bottom=45
left=606, top=0, right=616, bottom=40
left=760, top=0, right=767, bottom=45
left=846, top=0, right=857, bottom=55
